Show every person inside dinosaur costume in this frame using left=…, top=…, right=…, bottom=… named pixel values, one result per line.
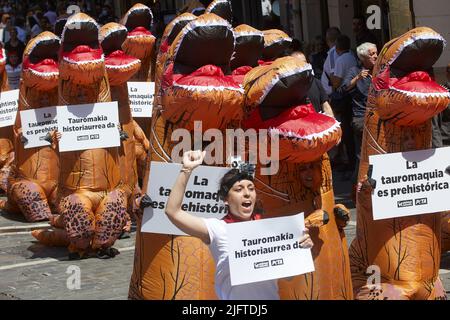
left=242, top=56, right=353, bottom=300
left=100, top=22, right=149, bottom=237
left=53, top=13, right=128, bottom=260
left=120, top=3, right=156, bottom=183
left=349, top=27, right=450, bottom=300
left=128, top=12, right=243, bottom=300
left=0, top=32, right=60, bottom=222
left=0, top=47, right=12, bottom=194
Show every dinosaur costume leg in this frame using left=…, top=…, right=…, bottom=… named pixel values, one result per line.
left=60, top=193, right=96, bottom=254
left=92, top=188, right=128, bottom=250
left=7, top=180, right=52, bottom=221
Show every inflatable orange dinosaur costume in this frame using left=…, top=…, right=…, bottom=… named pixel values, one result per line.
left=120, top=3, right=156, bottom=181
left=129, top=13, right=243, bottom=300
left=349, top=27, right=450, bottom=300
left=0, top=47, right=12, bottom=193
left=242, top=56, right=353, bottom=300
left=54, top=13, right=127, bottom=259
left=1, top=32, right=60, bottom=222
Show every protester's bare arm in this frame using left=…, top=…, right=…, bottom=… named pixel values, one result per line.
left=165, top=150, right=211, bottom=244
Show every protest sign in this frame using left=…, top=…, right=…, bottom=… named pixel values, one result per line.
left=57, top=101, right=120, bottom=152
left=227, top=213, right=314, bottom=286
left=0, top=89, right=19, bottom=128
left=127, top=82, right=154, bottom=117
left=370, top=146, right=450, bottom=220
left=20, top=106, right=58, bottom=149
left=141, top=162, right=229, bottom=235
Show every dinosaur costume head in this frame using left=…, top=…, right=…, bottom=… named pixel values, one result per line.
left=231, top=24, right=264, bottom=71
left=261, top=29, right=292, bottom=61
left=371, top=27, right=450, bottom=126
left=205, top=0, right=232, bottom=23
left=161, top=13, right=243, bottom=131
left=100, top=23, right=141, bottom=86
left=22, top=31, right=60, bottom=91
left=59, top=13, right=104, bottom=85
left=243, top=56, right=341, bottom=163
left=159, top=13, right=197, bottom=57
left=121, top=3, right=156, bottom=60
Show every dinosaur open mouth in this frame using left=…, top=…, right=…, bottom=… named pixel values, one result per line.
left=231, top=24, right=264, bottom=71
left=59, top=14, right=105, bottom=85
left=372, top=29, right=450, bottom=125
left=23, top=35, right=59, bottom=76
left=123, top=5, right=153, bottom=34
left=61, top=19, right=103, bottom=64
left=374, top=33, right=449, bottom=97
left=261, top=29, right=292, bottom=61
left=243, top=57, right=341, bottom=163
left=101, top=25, right=140, bottom=69
left=121, top=4, right=156, bottom=60
left=100, top=23, right=141, bottom=85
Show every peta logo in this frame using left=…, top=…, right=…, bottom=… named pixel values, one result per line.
left=366, top=5, right=381, bottom=30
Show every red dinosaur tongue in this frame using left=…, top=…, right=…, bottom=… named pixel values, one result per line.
left=62, top=45, right=103, bottom=62
left=105, top=50, right=138, bottom=67
left=128, top=26, right=152, bottom=37
left=244, top=104, right=337, bottom=138
left=373, top=67, right=448, bottom=94
left=172, top=65, right=241, bottom=88
left=23, top=57, right=58, bottom=73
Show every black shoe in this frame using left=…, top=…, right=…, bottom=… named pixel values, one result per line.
left=119, top=231, right=131, bottom=239
left=68, top=252, right=82, bottom=260
left=96, top=247, right=120, bottom=259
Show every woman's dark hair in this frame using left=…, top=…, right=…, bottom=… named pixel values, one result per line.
left=218, top=169, right=254, bottom=200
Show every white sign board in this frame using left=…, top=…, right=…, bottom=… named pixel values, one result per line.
left=0, top=89, right=19, bottom=128
left=141, top=162, right=229, bottom=235
left=57, top=102, right=120, bottom=152
left=227, top=213, right=315, bottom=286
left=370, top=146, right=450, bottom=220
left=20, top=106, right=58, bottom=149
left=127, top=82, right=154, bottom=118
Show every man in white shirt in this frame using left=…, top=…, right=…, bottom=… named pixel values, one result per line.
left=320, top=27, right=341, bottom=96
left=331, top=35, right=358, bottom=90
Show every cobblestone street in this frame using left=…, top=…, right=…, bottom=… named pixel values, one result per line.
left=0, top=171, right=449, bottom=299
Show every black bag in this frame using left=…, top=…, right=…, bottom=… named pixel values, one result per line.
left=329, top=86, right=350, bottom=114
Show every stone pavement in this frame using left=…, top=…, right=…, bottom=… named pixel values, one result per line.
left=0, top=170, right=449, bottom=299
